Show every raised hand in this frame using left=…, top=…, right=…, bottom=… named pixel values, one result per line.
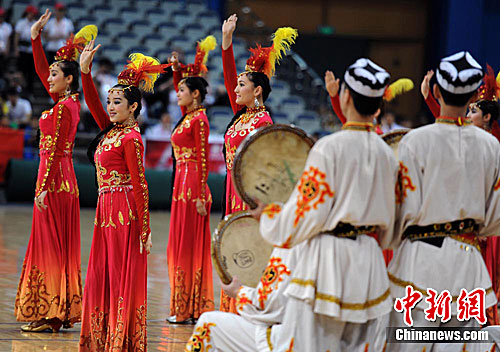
left=222, top=14, right=238, bottom=50
left=79, top=39, right=101, bottom=74
left=421, top=70, right=434, bottom=99
left=31, top=9, right=51, bottom=40
left=325, top=70, right=340, bottom=97
left=168, top=51, right=181, bottom=71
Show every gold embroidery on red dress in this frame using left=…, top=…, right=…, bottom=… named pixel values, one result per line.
left=225, top=139, right=237, bottom=171
left=133, top=139, right=149, bottom=244
left=258, top=257, right=291, bottom=309
left=294, top=166, right=334, bottom=227
left=186, top=322, right=216, bottom=351
left=263, top=203, right=282, bottom=219
left=173, top=267, right=189, bottom=316
left=397, top=161, right=416, bottom=203
left=193, top=269, right=215, bottom=316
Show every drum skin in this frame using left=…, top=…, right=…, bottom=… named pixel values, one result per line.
left=211, top=211, right=274, bottom=287
left=232, top=124, right=315, bottom=209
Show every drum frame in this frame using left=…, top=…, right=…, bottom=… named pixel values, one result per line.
left=211, top=210, right=255, bottom=285
left=232, top=124, right=315, bottom=209
left=381, top=128, right=410, bottom=147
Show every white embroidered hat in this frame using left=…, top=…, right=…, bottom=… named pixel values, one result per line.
left=344, top=58, right=390, bottom=98
left=436, top=51, right=483, bottom=94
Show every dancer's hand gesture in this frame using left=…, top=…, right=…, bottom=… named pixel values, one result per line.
left=196, top=199, right=207, bottom=216
left=222, top=14, right=238, bottom=50
left=169, top=51, right=181, bottom=72
left=140, top=233, right=153, bottom=255
left=79, top=39, right=101, bottom=74
left=35, top=190, right=48, bottom=212
left=31, top=9, right=51, bottom=40
left=325, top=70, right=340, bottom=97
left=421, top=70, right=434, bottom=99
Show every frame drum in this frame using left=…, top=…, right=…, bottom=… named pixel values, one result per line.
left=211, top=211, right=274, bottom=287
left=381, top=129, right=410, bottom=158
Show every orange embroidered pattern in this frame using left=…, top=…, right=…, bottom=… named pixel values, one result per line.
left=396, top=161, right=416, bottom=204
left=277, top=235, right=293, bottom=249
left=494, top=177, right=500, bottom=191
left=258, top=257, right=291, bottom=309
left=263, top=203, right=282, bottom=219
left=294, top=166, right=334, bottom=227
left=186, top=322, right=216, bottom=351
left=285, top=338, right=295, bottom=352
left=236, top=291, right=252, bottom=311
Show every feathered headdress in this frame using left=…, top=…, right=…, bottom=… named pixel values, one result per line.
left=477, top=64, right=500, bottom=102
left=178, top=35, right=217, bottom=79
left=117, top=53, right=169, bottom=93
left=383, top=78, right=414, bottom=102
left=54, top=25, right=98, bottom=62
left=243, top=27, right=298, bottom=78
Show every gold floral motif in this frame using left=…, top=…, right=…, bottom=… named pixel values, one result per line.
left=186, top=322, right=216, bottom=352
left=95, top=161, right=132, bottom=190
left=193, top=268, right=215, bottom=316
left=174, top=109, right=205, bottom=135
left=133, top=138, right=149, bottom=244
left=118, top=211, right=124, bottom=225
left=224, top=139, right=237, bottom=171
left=132, top=301, right=147, bottom=352
left=15, top=265, right=53, bottom=319
left=173, top=144, right=197, bottom=163
left=172, top=267, right=189, bottom=317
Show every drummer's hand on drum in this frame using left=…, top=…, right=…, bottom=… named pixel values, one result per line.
left=325, top=70, right=340, bottom=97
left=196, top=198, right=207, bottom=216
left=249, top=198, right=267, bottom=221
left=421, top=70, right=434, bottom=99
left=221, top=276, right=242, bottom=299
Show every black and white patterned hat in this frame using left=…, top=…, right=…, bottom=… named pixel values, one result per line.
left=344, top=58, right=390, bottom=98
left=436, top=51, right=483, bottom=94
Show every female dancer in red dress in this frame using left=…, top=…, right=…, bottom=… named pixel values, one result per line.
left=15, top=10, right=96, bottom=333
left=78, top=40, right=159, bottom=350
left=423, top=66, right=500, bottom=325
left=220, top=14, right=298, bottom=312
left=165, top=36, right=217, bottom=324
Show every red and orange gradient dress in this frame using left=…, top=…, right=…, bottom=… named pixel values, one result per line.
left=219, top=43, right=273, bottom=312
left=15, top=35, right=82, bottom=327
left=79, top=72, right=149, bottom=350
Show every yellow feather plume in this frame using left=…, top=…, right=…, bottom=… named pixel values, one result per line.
left=496, top=72, right=500, bottom=89
left=198, top=35, right=217, bottom=65
left=384, top=78, right=414, bottom=102
left=74, top=25, right=98, bottom=44
left=269, top=27, right=298, bottom=77
left=127, top=53, right=164, bottom=93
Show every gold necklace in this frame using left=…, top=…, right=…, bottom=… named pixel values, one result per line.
left=239, top=106, right=266, bottom=125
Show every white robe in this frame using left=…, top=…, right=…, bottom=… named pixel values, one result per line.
left=388, top=122, right=500, bottom=314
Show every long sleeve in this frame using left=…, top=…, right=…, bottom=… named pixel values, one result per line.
left=260, top=146, right=335, bottom=248
left=32, top=36, right=58, bottom=103
left=172, top=69, right=186, bottom=116
left=124, top=138, right=151, bottom=244
left=482, top=147, right=500, bottom=236
left=425, top=94, right=440, bottom=118
left=81, top=71, right=111, bottom=130
left=36, top=103, right=72, bottom=196
left=329, top=94, right=346, bottom=125
left=193, top=117, right=209, bottom=201
left=222, top=44, right=242, bottom=114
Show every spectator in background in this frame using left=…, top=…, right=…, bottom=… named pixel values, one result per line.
left=43, top=3, right=73, bottom=60
left=14, top=5, right=38, bottom=92
left=6, top=87, right=32, bottom=128
left=145, top=112, right=172, bottom=140
left=93, top=57, right=115, bottom=104
left=380, top=109, right=405, bottom=133
left=0, top=8, right=12, bottom=77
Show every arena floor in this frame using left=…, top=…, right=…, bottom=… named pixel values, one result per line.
left=0, top=205, right=224, bottom=351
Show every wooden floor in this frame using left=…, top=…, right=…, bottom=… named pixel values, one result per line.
left=0, top=205, right=224, bottom=351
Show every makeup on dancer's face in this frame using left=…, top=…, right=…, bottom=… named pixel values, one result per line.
left=467, top=104, right=484, bottom=129
left=107, top=90, right=131, bottom=124
left=47, top=64, right=68, bottom=95
left=235, top=74, right=255, bottom=106
left=176, top=82, right=194, bottom=107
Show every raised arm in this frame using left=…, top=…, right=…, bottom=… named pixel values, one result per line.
left=31, top=10, right=58, bottom=103
left=325, top=70, right=346, bottom=125
left=222, top=14, right=242, bottom=114
left=124, top=137, right=151, bottom=245
left=169, top=52, right=186, bottom=116
left=421, top=70, right=439, bottom=118
left=80, top=39, right=110, bottom=130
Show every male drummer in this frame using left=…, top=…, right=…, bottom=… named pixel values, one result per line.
left=185, top=241, right=304, bottom=351
left=250, top=58, right=398, bottom=351
left=386, top=51, right=500, bottom=351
